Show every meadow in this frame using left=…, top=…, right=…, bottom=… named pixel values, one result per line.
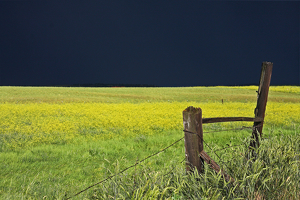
left=0, top=86, right=299, bottom=199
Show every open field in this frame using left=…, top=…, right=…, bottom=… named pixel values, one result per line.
left=0, top=85, right=300, bottom=103
left=0, top=86, right=300, bottom=199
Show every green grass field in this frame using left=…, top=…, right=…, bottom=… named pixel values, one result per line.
left=0, top=86, right=299, bottom=199
left=1, top=86, right=300, bottom=103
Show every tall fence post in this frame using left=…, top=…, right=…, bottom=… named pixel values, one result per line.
left=183, top=106, right=204, bottom=173
left=250, top=62, right=273, bottom=150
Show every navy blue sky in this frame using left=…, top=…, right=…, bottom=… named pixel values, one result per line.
left=0, top=1, right=299, bottom=87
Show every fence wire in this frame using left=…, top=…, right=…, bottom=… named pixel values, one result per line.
left=184, top=124, right=263, bottom=176
left=65, top=136, right=184, bottom=199
left=66, top=124, right=262, bottom=199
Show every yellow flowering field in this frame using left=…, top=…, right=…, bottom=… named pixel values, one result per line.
left=1, top=100, right=299, bottom=150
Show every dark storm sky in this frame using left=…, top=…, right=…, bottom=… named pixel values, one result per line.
left=0, top=1, right=299, bottom=87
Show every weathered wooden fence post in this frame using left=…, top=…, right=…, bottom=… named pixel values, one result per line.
left=250, top=62, right=273, bottom=149
left=183, top=106, right=204, bottom=173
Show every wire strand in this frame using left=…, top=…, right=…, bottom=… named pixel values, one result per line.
left=212, top=143, right=246, bottom=152
left=183, top=125, right=261, bottom=175
left=65, top=136, right=184, bottom=199
left=67, top=124, right=263, bottom=199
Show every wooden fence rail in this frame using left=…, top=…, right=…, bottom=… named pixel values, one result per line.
left=183, top=62, right=273, bottom=182
left=202, top=117, right=263, bottom=124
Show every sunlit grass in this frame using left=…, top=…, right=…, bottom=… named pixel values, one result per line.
left=0, top=86, right=299, bottom=199
left=1, top=85, right=300, bottom=103
left=1, top=131, right=299, bottom=199
left=89, top=133, right=300, bottom=200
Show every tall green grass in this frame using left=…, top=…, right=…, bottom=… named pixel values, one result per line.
left=1, top=127, right=299, bottom=199
left=76, top=131, right=300, bottom=200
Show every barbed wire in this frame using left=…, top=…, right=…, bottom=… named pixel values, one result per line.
left=212, top=143, right=246, bottom=152
left=205, top=124, right=263, bottom=153
left=184, top=124, right=263, bottom=175
left=202, top=124, right=262, bottom=134
left=184, top=129, right=233, bottom=174
left=65, top=136, right=184, bottom=199
left=66, top=124, right=263, bottom=199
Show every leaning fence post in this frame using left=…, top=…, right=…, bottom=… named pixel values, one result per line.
left=250, top=62, right=273, bottom=150
left=183, top=106, right=204, bottom=173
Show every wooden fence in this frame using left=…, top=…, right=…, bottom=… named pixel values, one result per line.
left=183, top=62, right=273, bottom=182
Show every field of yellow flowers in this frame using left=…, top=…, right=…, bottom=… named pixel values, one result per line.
left=0, top=85, right=299, bottom=151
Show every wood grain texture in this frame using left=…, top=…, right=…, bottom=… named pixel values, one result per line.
left=183, top=106, right=204, bottom=173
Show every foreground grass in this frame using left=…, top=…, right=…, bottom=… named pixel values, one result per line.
left=1, top=128, right=299, bottom=199
left=89, top=132, right=300, bottom=200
